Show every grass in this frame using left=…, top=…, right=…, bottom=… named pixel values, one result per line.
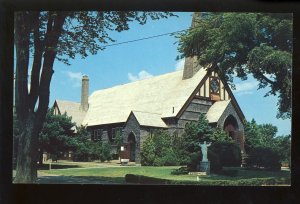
left=39, top=164, right=291, bottom=185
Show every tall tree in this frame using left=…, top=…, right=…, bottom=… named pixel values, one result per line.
left=177, top=13, right=292, bottom=119
left=244, top=119, right=291, bottom=166
left=14, top=11, right=176, bottom=183
left=38, top=109, right=75, bottom=164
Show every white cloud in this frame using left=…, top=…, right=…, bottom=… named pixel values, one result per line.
left=233, top=80, right=259, bottom=94
left=128, top=70, right=153, bottom=82
left=175, top=58, right=185, bottom=71
left=64, top=71, right=83, bottom=87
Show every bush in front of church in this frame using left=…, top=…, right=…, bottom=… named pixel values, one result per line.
left=92, top=142, right=112, bottom=162
left=186, top=151, right=202, bottom=171
left=208, top=150, right=222, bottom=173
left=245, top=146, right=281, bottom=171
left=68, top=125, right=92, bottom=161
left=209, top=141, right=241, bottom=167
left=185, top=150, right=222, bottom=173
left=180, top=114, right=241, bottom=171
left=141, top=130, right=179, bottom=166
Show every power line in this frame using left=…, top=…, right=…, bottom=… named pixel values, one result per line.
left=13, top=25, right=197, bottom=60
left=99, top=28, right=188, bottom=49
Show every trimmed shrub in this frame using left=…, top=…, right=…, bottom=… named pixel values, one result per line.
left=246, top=147, right=281, bottom=171
left=125, top=174, right=170, bottom=184
left=186, top=150, right=223, bottom=173
left=217, top=169, right=238, bottom=177
left=171, top=167, right=189, bottom=175
left=209, top=141, right=241, bottom=167
left=187, top=151, right=201, bottom=171
left=170, top=177, right=290, bottom=186
left=208, top=150, right=222, bottom=173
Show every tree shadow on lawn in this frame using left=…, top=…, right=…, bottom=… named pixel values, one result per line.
left=37, top=175, right=125, bottom=184
left=37, top=163, right=81, bottom=170
left=204, top=167, right=290, bottom=181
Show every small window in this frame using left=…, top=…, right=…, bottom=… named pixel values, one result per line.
left=210, top=78, right=220, bottom=93
left=93, top=129, right=103, bottom=141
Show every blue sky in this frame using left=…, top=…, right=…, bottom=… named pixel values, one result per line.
left=46, top=12, right=291, bottom=136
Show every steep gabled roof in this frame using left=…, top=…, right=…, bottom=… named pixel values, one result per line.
left=82, top=69, right=207, bottom=126
left=206, top=100, right=231, bottom=123
left=131, top=111, right=168, bottom=128
left=54, top=100, right=86, bottom=125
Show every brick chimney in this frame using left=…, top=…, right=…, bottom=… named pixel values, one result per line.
left=80, top=75, right=89, bottom=111
left=182, top=12, right=202, bottom=80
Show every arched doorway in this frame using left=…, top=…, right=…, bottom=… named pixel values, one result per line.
left=127, top=133, right=136, bottom=162
left=223, top=115, right=239, bottom=140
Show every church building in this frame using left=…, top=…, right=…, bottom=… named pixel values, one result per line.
left=53, top=13, right=246, bottom=164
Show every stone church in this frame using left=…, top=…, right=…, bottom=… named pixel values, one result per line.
left=53, top=13, right=246, bottom=164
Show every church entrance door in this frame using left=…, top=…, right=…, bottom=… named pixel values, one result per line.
left=127, top=133, right=136, bottom=162
left=223, top=115, right=239, bottom=140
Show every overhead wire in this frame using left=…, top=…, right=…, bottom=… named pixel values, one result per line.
left=14, top=23, right=201, bottom=61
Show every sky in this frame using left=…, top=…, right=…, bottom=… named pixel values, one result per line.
left=41, top=12, right=291, bottom=136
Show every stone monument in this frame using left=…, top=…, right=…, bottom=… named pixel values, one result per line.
left=198, top=141, right=211, bottom=174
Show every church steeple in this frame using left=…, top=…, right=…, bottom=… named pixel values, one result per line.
left=182, top=12, right=202, bottom=80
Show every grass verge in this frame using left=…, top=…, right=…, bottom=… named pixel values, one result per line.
left=39, top=166, right=290, bottom=185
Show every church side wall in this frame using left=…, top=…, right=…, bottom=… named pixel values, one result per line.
left=140, top=128, right=150, bottom=145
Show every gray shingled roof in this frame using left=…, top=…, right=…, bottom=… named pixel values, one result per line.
left=81, top=69, right=207, bottom=127
left=206, top=100, right=231, bottom=123
left=55, top=100, right=87, bottom=125
left=131, top=111, right=168, bottom=128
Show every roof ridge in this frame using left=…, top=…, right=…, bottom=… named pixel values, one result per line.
left=91, top=70, right=184, bottom=95
left=131, top=110, right=162, bottom=116
left=56, top=99, right=80, bottom=104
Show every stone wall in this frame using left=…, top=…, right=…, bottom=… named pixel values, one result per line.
left=217, top=102, right=244, bottom=132
left=140, top=128, right=151, bottom=145
left=122, top=113, right=141, bottom=163
left=216, top=101, right=245, bottom=153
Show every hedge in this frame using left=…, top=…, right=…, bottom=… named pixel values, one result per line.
left=125, top=174, right=170, bottom=184
left=124, top=174, right=290, bottom=185
left=245, top=147, right=281, bottom=171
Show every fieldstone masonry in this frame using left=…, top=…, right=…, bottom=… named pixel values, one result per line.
left=122, top=113, right=141, bottom=164
left=217, top=101, right=244, bottom=132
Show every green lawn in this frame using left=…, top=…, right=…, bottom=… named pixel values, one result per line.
left=39, top=165, right=290, bottom=185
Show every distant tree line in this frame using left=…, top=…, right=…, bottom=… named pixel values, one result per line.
left=244, top=119, right=291, bottom=169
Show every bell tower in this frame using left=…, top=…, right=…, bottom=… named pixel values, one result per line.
left=182, top=12, right=202, bottom=80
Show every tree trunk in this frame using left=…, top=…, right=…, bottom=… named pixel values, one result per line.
left=38, top=148, right=44, bottom=166
left=13, top=11, right=68, bottom=183
left=14, top=113, right=41, bottom=183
